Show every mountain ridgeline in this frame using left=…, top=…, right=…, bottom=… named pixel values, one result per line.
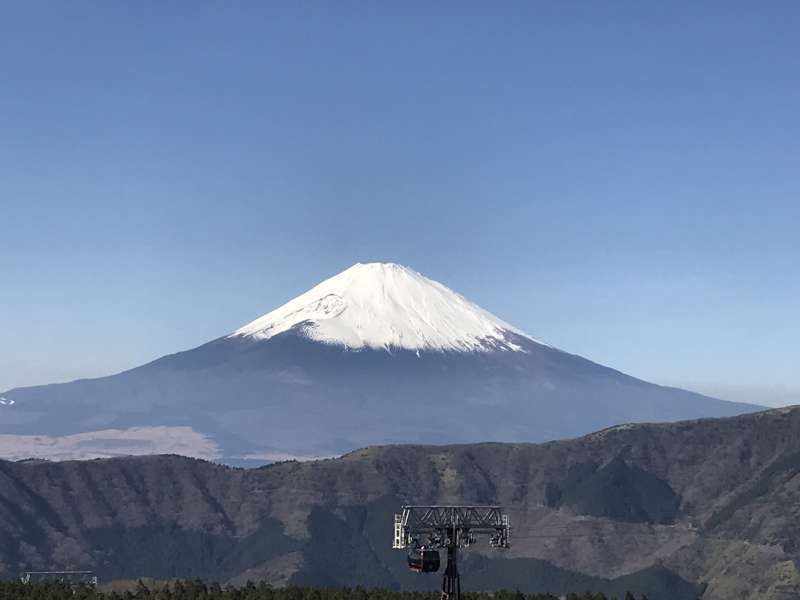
left=2, top=407, right=800, bottom=599
left=0, top=263, right=759, bottom=462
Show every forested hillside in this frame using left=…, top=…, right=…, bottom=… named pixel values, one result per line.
left=2, top=407, right=800, bottom=599
left=0, top=581, right=652, bottom=600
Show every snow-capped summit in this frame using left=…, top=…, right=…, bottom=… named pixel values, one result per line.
left=230, top=262, right=536, bottom=352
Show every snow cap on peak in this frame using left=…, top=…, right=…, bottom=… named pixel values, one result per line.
left=230, top=262, right=539, bottom=352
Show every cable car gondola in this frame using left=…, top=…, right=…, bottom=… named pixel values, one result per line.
left=407, top=547, right=440, bottom=573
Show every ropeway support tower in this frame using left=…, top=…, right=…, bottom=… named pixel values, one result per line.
left=393, top=506, right=510, bottom=600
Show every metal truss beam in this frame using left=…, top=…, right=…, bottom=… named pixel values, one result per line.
left=393, top=505, right=510, bottom=549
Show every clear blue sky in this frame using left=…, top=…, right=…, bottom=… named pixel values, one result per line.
left=2, top=2, right=798, bottom=406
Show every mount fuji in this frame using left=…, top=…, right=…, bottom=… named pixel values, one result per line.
left=0, top=263, right=759, bottom=463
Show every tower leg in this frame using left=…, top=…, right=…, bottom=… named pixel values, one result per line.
left=441, top=544, right=460, bottom=600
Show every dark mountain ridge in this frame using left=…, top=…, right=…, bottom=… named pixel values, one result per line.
left=1, top=406, right=798, bottom=599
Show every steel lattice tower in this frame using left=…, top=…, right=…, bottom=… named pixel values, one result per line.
left=393, top=506, right=510, bottom=600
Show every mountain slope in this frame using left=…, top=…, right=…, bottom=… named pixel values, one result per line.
left=0, top=263, right=759, bottom=462
left=1, top=407, right=799, bottom=599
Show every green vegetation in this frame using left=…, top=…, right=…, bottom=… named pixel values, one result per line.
left=462, top=558, right=698, bottom=600
left=545, top=458, right=681, bottom=524
left=0, top=581, right=657, bottom=600
left=705, top=450, right=800, bottom=531
left=84, top=519, right=298, bottom=581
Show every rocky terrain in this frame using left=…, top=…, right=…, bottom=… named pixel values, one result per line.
left=2, top=406, right=800, bottom=599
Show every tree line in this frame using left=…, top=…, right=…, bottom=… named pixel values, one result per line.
left=0, top=581, right=656, bottom=600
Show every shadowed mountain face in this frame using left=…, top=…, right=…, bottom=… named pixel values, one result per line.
left=1, top=407, right=800, bottom=599
left=0, top=330, right=757, bottom=462
left=0, top=263, right=759, bottom=462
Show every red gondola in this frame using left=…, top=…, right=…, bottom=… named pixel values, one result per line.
left=407, top=547, right=440, bottom=573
